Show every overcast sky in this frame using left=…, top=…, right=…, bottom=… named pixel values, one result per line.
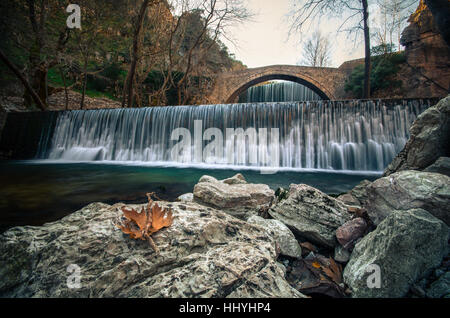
left=223, top=0, right=367, bottom=68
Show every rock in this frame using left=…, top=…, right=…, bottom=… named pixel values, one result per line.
left=426, top=272, right=450, bottom=298
left=343, top=209, right=449, bottom=298
left=334, top=245, right=351, bottom=263
left=275, top=188, right=289, bottom=203
left=409, top=284, right=426, bottom=298
left=365, top=170, right=450, bottom=226
left=198, top=175, right=219, bottom=183
left=0, top=201, right=304, bottom=298
left=222, top=173, right=247, bottom=185
left=336, top=218, right=367, bottom=250
left=337, top=193, right=360, bottom=207
left=276, top=262, right=287, bottom=277
left=383, top=96, right=450, bottom=176
left=247, top=216, right=302, bottom=259
left=176, top=193, right=194, bottom=202
left=269, top=184, right=352, bottom=248
left=337, top=180, right=372, bottom=207
left=424, top=157, right=450, bottom=177
left=193, top=174, right=275, bottom=220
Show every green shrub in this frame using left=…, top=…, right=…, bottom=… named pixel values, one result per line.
left=345, top=51, right=406, bottom=98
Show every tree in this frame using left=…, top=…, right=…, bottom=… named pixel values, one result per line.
left=164, top=0, right=251, bottom=105
left=299, top=30, right=332, bottom=67
left=372, top=0, right=418, bottom=51
left=290, top=0, right=372, bottom=98
left=0, top=48, right=47, bottom=110
left=122, top=0, right=152, bottom=108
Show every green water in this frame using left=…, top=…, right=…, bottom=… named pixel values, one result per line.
left=0, top=161, right=379, bottom=232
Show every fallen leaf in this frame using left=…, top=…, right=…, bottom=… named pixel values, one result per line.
left=117, top=193, right=174, bottom=254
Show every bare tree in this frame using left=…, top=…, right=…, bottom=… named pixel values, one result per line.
left=165, top=0, right=251, bottom=105
left=0, top=48, right=47, bottom=110
left=373, top=0, right=418, bottom=51
left=299, top=30, right=332, bottom=67
left=289, top=0, right=372, bottom=98
left=122, top=0, right=153, bottom=108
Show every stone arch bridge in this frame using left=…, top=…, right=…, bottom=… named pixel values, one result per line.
left=206, top=64, right=355, bottom=104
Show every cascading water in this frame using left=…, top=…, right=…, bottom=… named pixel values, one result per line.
left=238, top=81, right=322, bottom=103
left=40, top=99, right=430, bottom=172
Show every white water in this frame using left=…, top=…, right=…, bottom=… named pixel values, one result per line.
left=41, top=100, right=429, bottom=172
left=239, top=81, right=322, bottom=103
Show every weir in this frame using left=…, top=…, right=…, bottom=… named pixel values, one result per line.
left=34, top=99, right=431, bottom=172
left=238, top=81, right=322, bottom=103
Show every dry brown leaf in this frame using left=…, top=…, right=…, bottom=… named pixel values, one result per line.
left=117, top=193, right=174, bottom=254
left=321, top=258, right=343, bottom=285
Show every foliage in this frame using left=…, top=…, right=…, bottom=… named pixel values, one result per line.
left=117, top=193, right=174, bottom=254
left=345, top=51, right=406, bottom=97
left=0, top=0, right=246, bottom=107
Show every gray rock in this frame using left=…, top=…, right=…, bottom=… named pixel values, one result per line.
left=269, top=184, right=352, bottom=248
left=336, top=218, right=367, bottom=249
left=193, top=174, right=275, bottom=220
left=424, top=157, right=450, bottom=177
left=176, top=193, right=194, bottom=202
left=334, top=245, right=351, bottom=263
left=198, top=175, right=219, bottom=183
left=343, top=209, right=449, bottom=298
left=337, top=180, right=372, bottom=207
left=426, top=272, right=450, bottom=298
left=247, top=215, right=302, bottom=259
left=0, top=201, right=304, bottom=298
left=365, top=170, right=450, bottom=226
left=223, top=173, right=247, bottom=185
left=384, top=95, right=450, bottom=176
left=337, top=193, right=360, bottom=207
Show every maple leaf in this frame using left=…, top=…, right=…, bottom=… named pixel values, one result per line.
left=117, top=193, right=174, bottom=254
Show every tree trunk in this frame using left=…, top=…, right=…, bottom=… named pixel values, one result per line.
left=124, top=0, right=150, bottom=108
left=59, top=66, right=69, bottom=110
left=80, top=57, right=88, bottom=109
left=0, top=49, right=47, bottom=111
left=362, top=0, right=371, bottom=99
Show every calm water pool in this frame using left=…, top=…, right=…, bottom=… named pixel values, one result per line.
left=0, top=161, right=380, bottom=232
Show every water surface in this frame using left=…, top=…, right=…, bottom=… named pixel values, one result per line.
left=0, top=161, right=379, bottom=232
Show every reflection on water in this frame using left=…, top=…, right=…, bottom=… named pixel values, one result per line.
left=0, top=161, right=379, bottom=232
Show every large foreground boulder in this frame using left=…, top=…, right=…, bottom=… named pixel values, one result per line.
left=365, top=170, right=450, bottom=226
left=343, top=209, right=449, bottom=298
left=383, top=95, right=450, bottom=176
left=269, top=184, right=352, bottom=248
left=0, top=201, right=304, bottom=298
left=193, top=174, right=275, bottom=220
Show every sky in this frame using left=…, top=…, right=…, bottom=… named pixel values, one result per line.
left=222, top=0, right=367, bottom=68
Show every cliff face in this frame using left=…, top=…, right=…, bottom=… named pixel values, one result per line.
left=399, top=2, right=450, bottom=97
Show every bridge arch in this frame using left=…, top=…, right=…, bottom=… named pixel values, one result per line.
left=226, top=74, right=331, bottom=103
left=207, top=65, right=347, bottom=104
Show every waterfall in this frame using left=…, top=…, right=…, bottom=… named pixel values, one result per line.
left=239, top=81, right=322, bottom=103
left=41, top=100, right=430, bottom=172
